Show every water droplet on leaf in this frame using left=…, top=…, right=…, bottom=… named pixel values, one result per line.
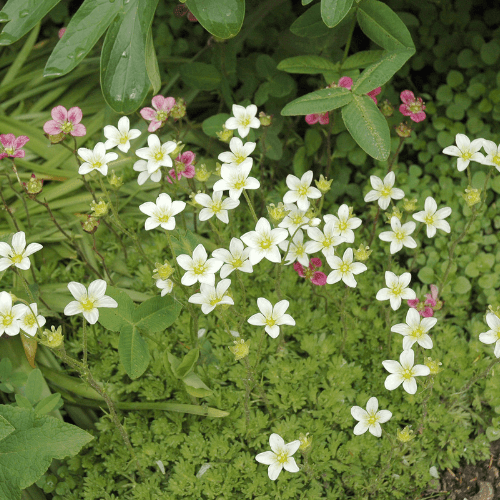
left=19, top=10, right=29, bottom=18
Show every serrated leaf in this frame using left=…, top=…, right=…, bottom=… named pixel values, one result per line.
left=282, top=87, right=353, bottom=116
left=341, top=94, right=390, bottom=160
left=24, top=369, right=44, bottom=405
left=185, top=0, right=244, bottom=39
left=97, top=286, right=135, bottom=332
left=34, top=393, right=62, bottom=416
left=341, top=50, right=384, bottom=70
left=321, top=0, right=354, bottom=28
left=183, top=372, right=212, bottom=397
left=179, top=62, right=221, bottom=91
left=278, top=55, right=338, bottom=75
left=118, top=324, right=150, bottom=380
left=133, top=296, right=182, bottom=333
left=202, top=113, right=230, bottom=137
left=176, top=348, right=200, bottom=379
left=290, top=4, right=330, bottom=38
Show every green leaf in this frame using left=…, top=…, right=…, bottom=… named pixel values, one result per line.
left=133, top=296, right=182, bottom=333
left=0, top=414, right=15, bottom=442
left=183, top=372, right=213, bottom=398
left=202, top=113, right=230, bottom=137
left=185, top=0, right=244, bottom=39
left=278, top=55, right=338, bottom=75
left=118, top=324, right=150, bottom=380
left=43, top=0, right=122, bottom=77
left=486, top=427, right=500, bottom=441
left=290, top=4, right=330, bottom=38
left=175, top=348, right=200, bottom=379
left=166, top=351, right=181, bottom=376
left=341, top=94, right=390, bottom=161
left=170, top=228, right=201, bottom=257
left=15, top=394, right=33, bottom=410
left=305, top=128, right=323, bottom=156
left=0, top=12, right=9, bottom=23
left=101, top=0, right=159, bottom=113
left=282, top=87, right=353, bottom=116
left=179, top=62, right=221, bottom=91
left=0, top=406, right=93, bottom=500
left=0, top=0, right=61, bottom=46
left=341, top=50, right=384, bottom=70
left=418, top=266, right=435, bottom=284
left=352, top=49, right=415, bottom=94
left=145, top=27, right=161, bottom=94
left=262, top=132, right=283, bottom=161
left=293, top=146, right=308, bottom=177
left=321, top=0, right=354, bottom=28
left=453, top=276, right=471, bottom=294
left=24, top=369, right=44, bottom=405
left=97, top=286, right=135, bottom=332
left=357, top=0, right=414, bottom=50
left=34, top=393, right=62, bottom=416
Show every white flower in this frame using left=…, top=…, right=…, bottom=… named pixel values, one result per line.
left=412, top=197, right=452, bottom=238
left=255, top=433, right=300, bottom=481
left=247, top=297, right=295, bottom=338
left=156, top=279, right=173, bottom=297
left=195, top=191, right=239, bottom=224
left=0, top=231, right=43, bottom=271
left=391, top=308, right=437, bottom=350
left=351, top=397, right=392, bottom=437
left=212, top=162, right=260, bottom=200
left=442, top=134, right=485, bottom=171
left=278, top=203, right=320, bottom=236
left=18, top=303, right=46, bottom=337
left=77, top=142, right=118, bottom=176
left=135, top=134, right=176, bottom=174
left=218, top=137, right=256, bottom=167
left=376, top=271, right=416, bottom=310
left=305, top=222, right=345, bottom=258
left=139, top=193, right=186, bottom=231
left=326, top=248, right=367, bottom=288
left=479, top=312, right=500, bottom=358
left=240, top=218, right=288, bottom=265
left=176, top=244, right=223, bottom=286
left=63, top=279, right=118, bottom=324
left=225, top=104, right=260, bottom=138
left=188, top=279, right=233, bottom=314
left=364, top=172, right=405, bottom=210
left=482, top=140, right=500, bottom=171
left=133, top=159, right=161, bottom=185
left=212, top=238, right=253, bottom=279
left=283, top=171, right=322, bottom=211
left=0, top=291, right=24, bottom=337
left=278, top=229, right=310, bottom=266
left=379, top=217, right=417, bottom=254
left=382, top=349, right=430, bottom=394
left=323, top=205, right=362, bottom=243
left=103, top=116, right=141, bottom=153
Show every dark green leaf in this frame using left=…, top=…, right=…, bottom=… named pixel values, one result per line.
left=293, top=146, right=308, bottom=177
left=267, top=73, right=295, bottom=98
left=321, top=0, right=354, bottom=28
left=133, top=296, right=182, bottom=333
left=202, top=113, right=230, bottom=137
left=341, top=50, right=384, bottom=70
left=24, top=369, right=44, bottom=405
left=305, top=128, right=323, bottom=156
left=290, top=4, right=330, bottom=38
left=0, top=12, right=9, bottom=23
left=179, top=62, right=221, bottom=91
left=262, top=132, right=283, bottom=161
left=282, top=87, right=353, bottom=116
left=34, top=393, right=62, bottom=416
left=176, top=348, right=200, bottom=379
left=341, top=95, right=390, bottom=160
left=145, top=27, right=161, bottom=94
left=43, top=0, right=122, bottom=77
left=278, top=55, right=339, bottom=75
left=101, top=0, right=159, bottom=113
left=185, top=0, right=244, bottom=39
left=118, top=324, right=150, bottom=380
left=97, top=287, right=135, bottom=332
left=0, top=0, right=61, bottom=45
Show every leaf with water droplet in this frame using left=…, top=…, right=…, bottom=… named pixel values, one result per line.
left=0, top=11, right=9, bottom=23
left=185, top=0, right=244, bottom=39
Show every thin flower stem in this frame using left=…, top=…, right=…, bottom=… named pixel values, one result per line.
left=339, top=286, right=350, bottom=356
left=368, top=206, right=380, bottom=247
left=92, top=233, right=115, bottom=285
left=0, top=179, right=20, bottom=231
left=82, top=318, right=88, bottom=369
left=208, top=218, right=223, bottom=245
left=388, top=137, right=405, bottom=172
left=450, top=357, right=500, bottom=397
left=4, top=169, right=31, bottom=228
left=243, top=189, right=259, bottom=224
left=253, top=329, right=267, bottom=372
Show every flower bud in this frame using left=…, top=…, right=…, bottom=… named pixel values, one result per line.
left=397, top=426, right=415, bottom=443
left=216, top=126, right=233, bottom=143
left=353, top=244, right=372, bottom=262
left=267, top=202, right=288, bottom=224
left=194, top=164, right=211, bottom=182
left=488, top=305, right=500, bottom=318
left=259, top=111, right=272, bottom=127
left=403, top=198, right=418, bottom=212
left=395, top=122, right=412, bottom=138
left=40, top=325, right=64, bottom=348
left=315, top=174, right=333, bottom=194
left=9, top=292, right=18, bottom=303
left=153, top=261, right=174, bottom=280
left=46, top=132, right=66, bottom=144
left=109, top=170, right=123, bottom=189
left=170, top=98, right=186, bottom=120
left=214, top=162, right=222, bottom=177
left=424, top=357, right=443, bottom=375
left=188, top=191, right=203, bottom=208
left=23, top=174, right=43, bottom=197
left=299, top=432, right=313, bottom=450
left=380, top=99, right=394, bottom=117
left=81, top=215, right=100, bottom=234
left=90, top=199, right=109, bottom=217
left=462, top=186, right=481, bottom=207
left=229, top=338, right=250, bottom=361
left=384, top=206, right=402, bottom=223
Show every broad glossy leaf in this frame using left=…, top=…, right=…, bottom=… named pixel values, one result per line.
left=118, top=324, right=150, bottom=380
left=185, top=0, right=244, bottom=39
left=202, top=113, right=230, bottom=137
left=101, top=0, right=159, bottom=113
left=0, top=0, right=61, bottom=45
left=278, top=55, right=338, bottom=74
left=341, top=95, right=390, bottom=160
left=179, top=62, right=221, bottom=91
left=341, top=50, right=384, bottom=70
left=290, top=4, right=330, bottom=38
left=133, top=296, right=182, bottom=333
left=282, top=87, right=353, bottom=116
left=0, top=12, right=9, bottom=23
left=321, top=0, right=354, bottom=28
left=44, top=0, right=123, bottom=77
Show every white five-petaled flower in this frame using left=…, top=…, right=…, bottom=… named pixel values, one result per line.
left=255, top=433, right=300, bottom=481
left=379, top=217, right=417, bottom=254
left=305, top=222, right=345, bottom=257
left=382, top=349, right=430, bottom=394
left=188, top=279, right=233, bottom=314
left=278, top=229, right=310, bottom=266
left=139, top=193, right=186, bottom=231
left=212, top=238, right=253, bottom=279
left=248, top=298, right=295, bottom=338
left=326, top=248, right=367, bottom=288
left=212, top=163, right=260, bottom=200
left=133, top=159, right=161, bottom=185
left=283, top=171, right=322, bottom=211
left=195, top=191, right=240, bottom=224
left=103, top=116, right=141, bottom=153
left=176, top=244, right=223, bottom=286
left=77, top=142, right=118, bottom=176
left=412, top=197, right=452, bottom=238
left=156, top=279, right=174, bottom=297
left=391, top=308, right=437, bottom=350
left=0, top=231, right=43, bottom=271
left=351, top=397, right=392, bottom=437
left=364, top=172, right=405, bottom=210
left=18, top=303, right=46, bottom=337
left=323, top=205, right=362, bottom=244
left=240, top=218, right=288, bottom=265
left=225, top=104, right=261, bottom=138
left=482, top=140, right=500, bottom=172
left=218, top=137, right=256, bottom=167
left=442, top=134, right=485, bottom=171
left=0, top=291, right=24, bottom=337
left=135, top=134, right=176, bottom=174
left=63, top=279, right=118, bottom=324
left=278, top=203, right=320, bottom=236
left=376, top=271, right=416, bottom=311
left=479, top=312, right=500, bottom=358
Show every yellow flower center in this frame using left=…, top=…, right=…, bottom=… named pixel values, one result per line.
left=323, top=236, right=333, bottom=248
left=381, top=186, right=392, bottom=197
left=231, top=257, right=243, bottom=268
left=61, top=121, right=73, bottom=133
left=295, top=245, right=305, bottom=256
left=24, top=314, right=36, bottom=327
left=461, top=150, right=472, bottom=160
left=265, top=317, right=276, bottom=327
left=211, top=201, right=222, bottom=214
left=91, top=161, right=102, bottom=170
left=157, top=213, right=170, bottom=223
left=259, top=236, right=273, bottom=250
left=402, top=367, right=414, bottom=380
left=233, top=178, right=246, bottom=190
left=234, top=154, right=246, bottom=164
left=120, top=136, right=128, bottom=144
left=424, top=214, right=435, bottom=225
left=209, top=295, right=221, bottom=307
left=193, top=262, right=208, bottom=275
left=291, top=214, right=303, bottom=225
left=297, top=185, right=309, bottom=197
left=492, top=155, right=500, bottom=166
left=1, top=313, right=13, bottom=326
left=392, top=284, right=403, bottom=296
left=239, top=116, right=251, bottom=128
left=340, top=263, right=350, bottom=274
left=338, top=221, right=348, bottom=231
left=275, top=450, right=289, bottom=465
left=156, top=110, right=168, bottom=122
left=395, top=230, right=406, bottom=242
left=367, top=413, right=378, bottom=426
left=80, top=298, right=95, bottom=311
left=11, top=253, right=23, bottom=264
left=412, top=326, right=424, bottom=339
left=154, top=151, right=164, bottom=162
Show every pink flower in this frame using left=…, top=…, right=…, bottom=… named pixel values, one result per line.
left=167, top=151, right=196, bottom=183
left=407, top=299, right=419, bottom=308
left=424, top=284, right=439, bottom=307
left=399, top=90, right=426, bottom=123
left=0, top=134, right=30, bottom=159
left=58, top=28, right=66, bottom=39
left=294, top=257, right=327, bottom=286
left=140, top=95, right=176, bottom=133
left=305, top=112, right=329, bottom=125
left=367, top=87, right=381, bottom=104
left=334, top=77, right=381, bottom=103
left=407, top=285, right=440, bottom=317
left=43, top=106, right=86, bottom=137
